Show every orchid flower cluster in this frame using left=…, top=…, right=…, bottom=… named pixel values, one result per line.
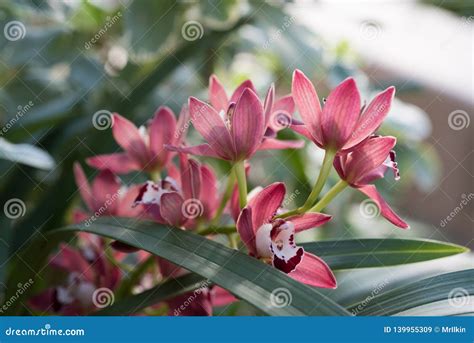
left=33, top=70, right=408, bottom=316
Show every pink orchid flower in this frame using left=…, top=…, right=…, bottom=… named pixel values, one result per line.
left=87, top=106, right=184, bottom=174
left=133, top=154, right=219, bottom=228
left=291, top=69, right=395, bottom=152
left=73, top=163, right=144, bottom=222
left=73, top=163, right=147, bottom=252
left=334, top=135, right=409, bottom=229
left=30, top=237, right=120, bottom=315
left=166, top=76, right=303, bottom=162
left=210, top=74, right=299, bottom=139
left=236, top=182, right=337, bottom=288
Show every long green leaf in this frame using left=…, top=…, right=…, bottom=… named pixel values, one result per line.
left=50, top=217, right=350, bottom=316
left=348, top=269, right=474, bottom=316
left=95, top=274, right=207, bottom=316
left=302, top=238, right=468, bottom=270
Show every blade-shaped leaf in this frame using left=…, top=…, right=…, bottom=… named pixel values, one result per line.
left=50, top=217, right=350, bottom=316
left=302, top=238, right=468, bottom=270
left=347, top=269, right=474, bottom=316
left=95, top=273, right=207, bottom=316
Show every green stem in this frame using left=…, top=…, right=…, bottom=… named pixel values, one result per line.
left=150, top=170, right=161, bottom=182
left=196, top=225, right=236, bottom=236
left=211, top=172, right=236, bottom=226
left=234, top=161, right=247, bottom=208
left=116, top=254, right=156, bottom=298
left=301, top=149, right=336, bottom=211
left=309, top=180, right=348, bottom=212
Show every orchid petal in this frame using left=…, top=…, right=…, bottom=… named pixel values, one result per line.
left=160, top=192, right=185, bottom=227
left=290, top=123, right=322, bottom=147
left=175, top=104, right=190, bottom=145
left=200, top=164, right=219, bottom=220
left=73, top=163, right=93, bottom=211
left=188, top=97, right=235, bottom=160
left=344, top=87, right=395, bottom=150
left=212, top=286, right=237, bottom=307
left=229, top=79, right=257, bottom=104
left=357, top=184, right=409, bottom=229
left=345, top=136, right=396, bottom=185
left=289, top=252, right=337, bottom=288
left=263, top=84, right=275, bottom=129
left=86, top=153, right=140, bottom=174
left=287, top=212, right=332, bottom=233
left=268, top=94, right=295, bottom=132
left=248, top=182, right=285, bottom=230
left=292, top=70, right=324, bottom=145
left=209, top=74, right=229, bottom=113
left=91, top=169, right=121, bottom=214
left=236, top=207, right=257, bottom=255
left=179, top=154, right=201, bottom=200
left=111, top=113, right=149, bottom=164
left=165, top=143, right=221, bottom=159
left=149, top=106, right=176, bottom=166
left=116, top=185, right=146, bottom=218
left=321, top=77, right=361, bottom=149
left=232, top=88, right=265, bottom=159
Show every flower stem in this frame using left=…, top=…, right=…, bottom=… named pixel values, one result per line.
left=300, top=149, right=336, bottom=211
left=196, top=225, right=236, bottom=236
left=234, top=161, right=247, bottom=208
left=211, top=172, right=236, bottom=226
left=150, top=170, right=161, bottom=182
left=309, top=180, right=348, bottom=212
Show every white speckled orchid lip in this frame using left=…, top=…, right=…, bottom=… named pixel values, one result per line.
left=133, top=178, right=179, bottom=207
left=270, top=221, right=304, bottom=273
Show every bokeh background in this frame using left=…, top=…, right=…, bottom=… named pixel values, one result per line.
left=0, top=0, right=472, bottom=315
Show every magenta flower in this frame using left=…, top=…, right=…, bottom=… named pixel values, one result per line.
left=166, top=76, right=303, bottom=162
left=236, top=183, right=336, bottom=288
left=291, top=69, right=395, bottom=152
left=133, top=154, right=219, bottom=227
left=73, top=163, right=144, bottom=223
left=87, top=107, right=180, bottom=174
left=334, top=135, right=409, bottom=229
left=73, top=163, right=147, bottom=252
left=30, top=237, right=120, bottom=315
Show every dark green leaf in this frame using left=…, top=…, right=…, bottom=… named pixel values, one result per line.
left=50, top=217, right=350, bottom=316
left=302, top=238, right=468, bottom=270
left=95, top=274, right=207, bottom=316
left=347, top=269, right=474, bottom=316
